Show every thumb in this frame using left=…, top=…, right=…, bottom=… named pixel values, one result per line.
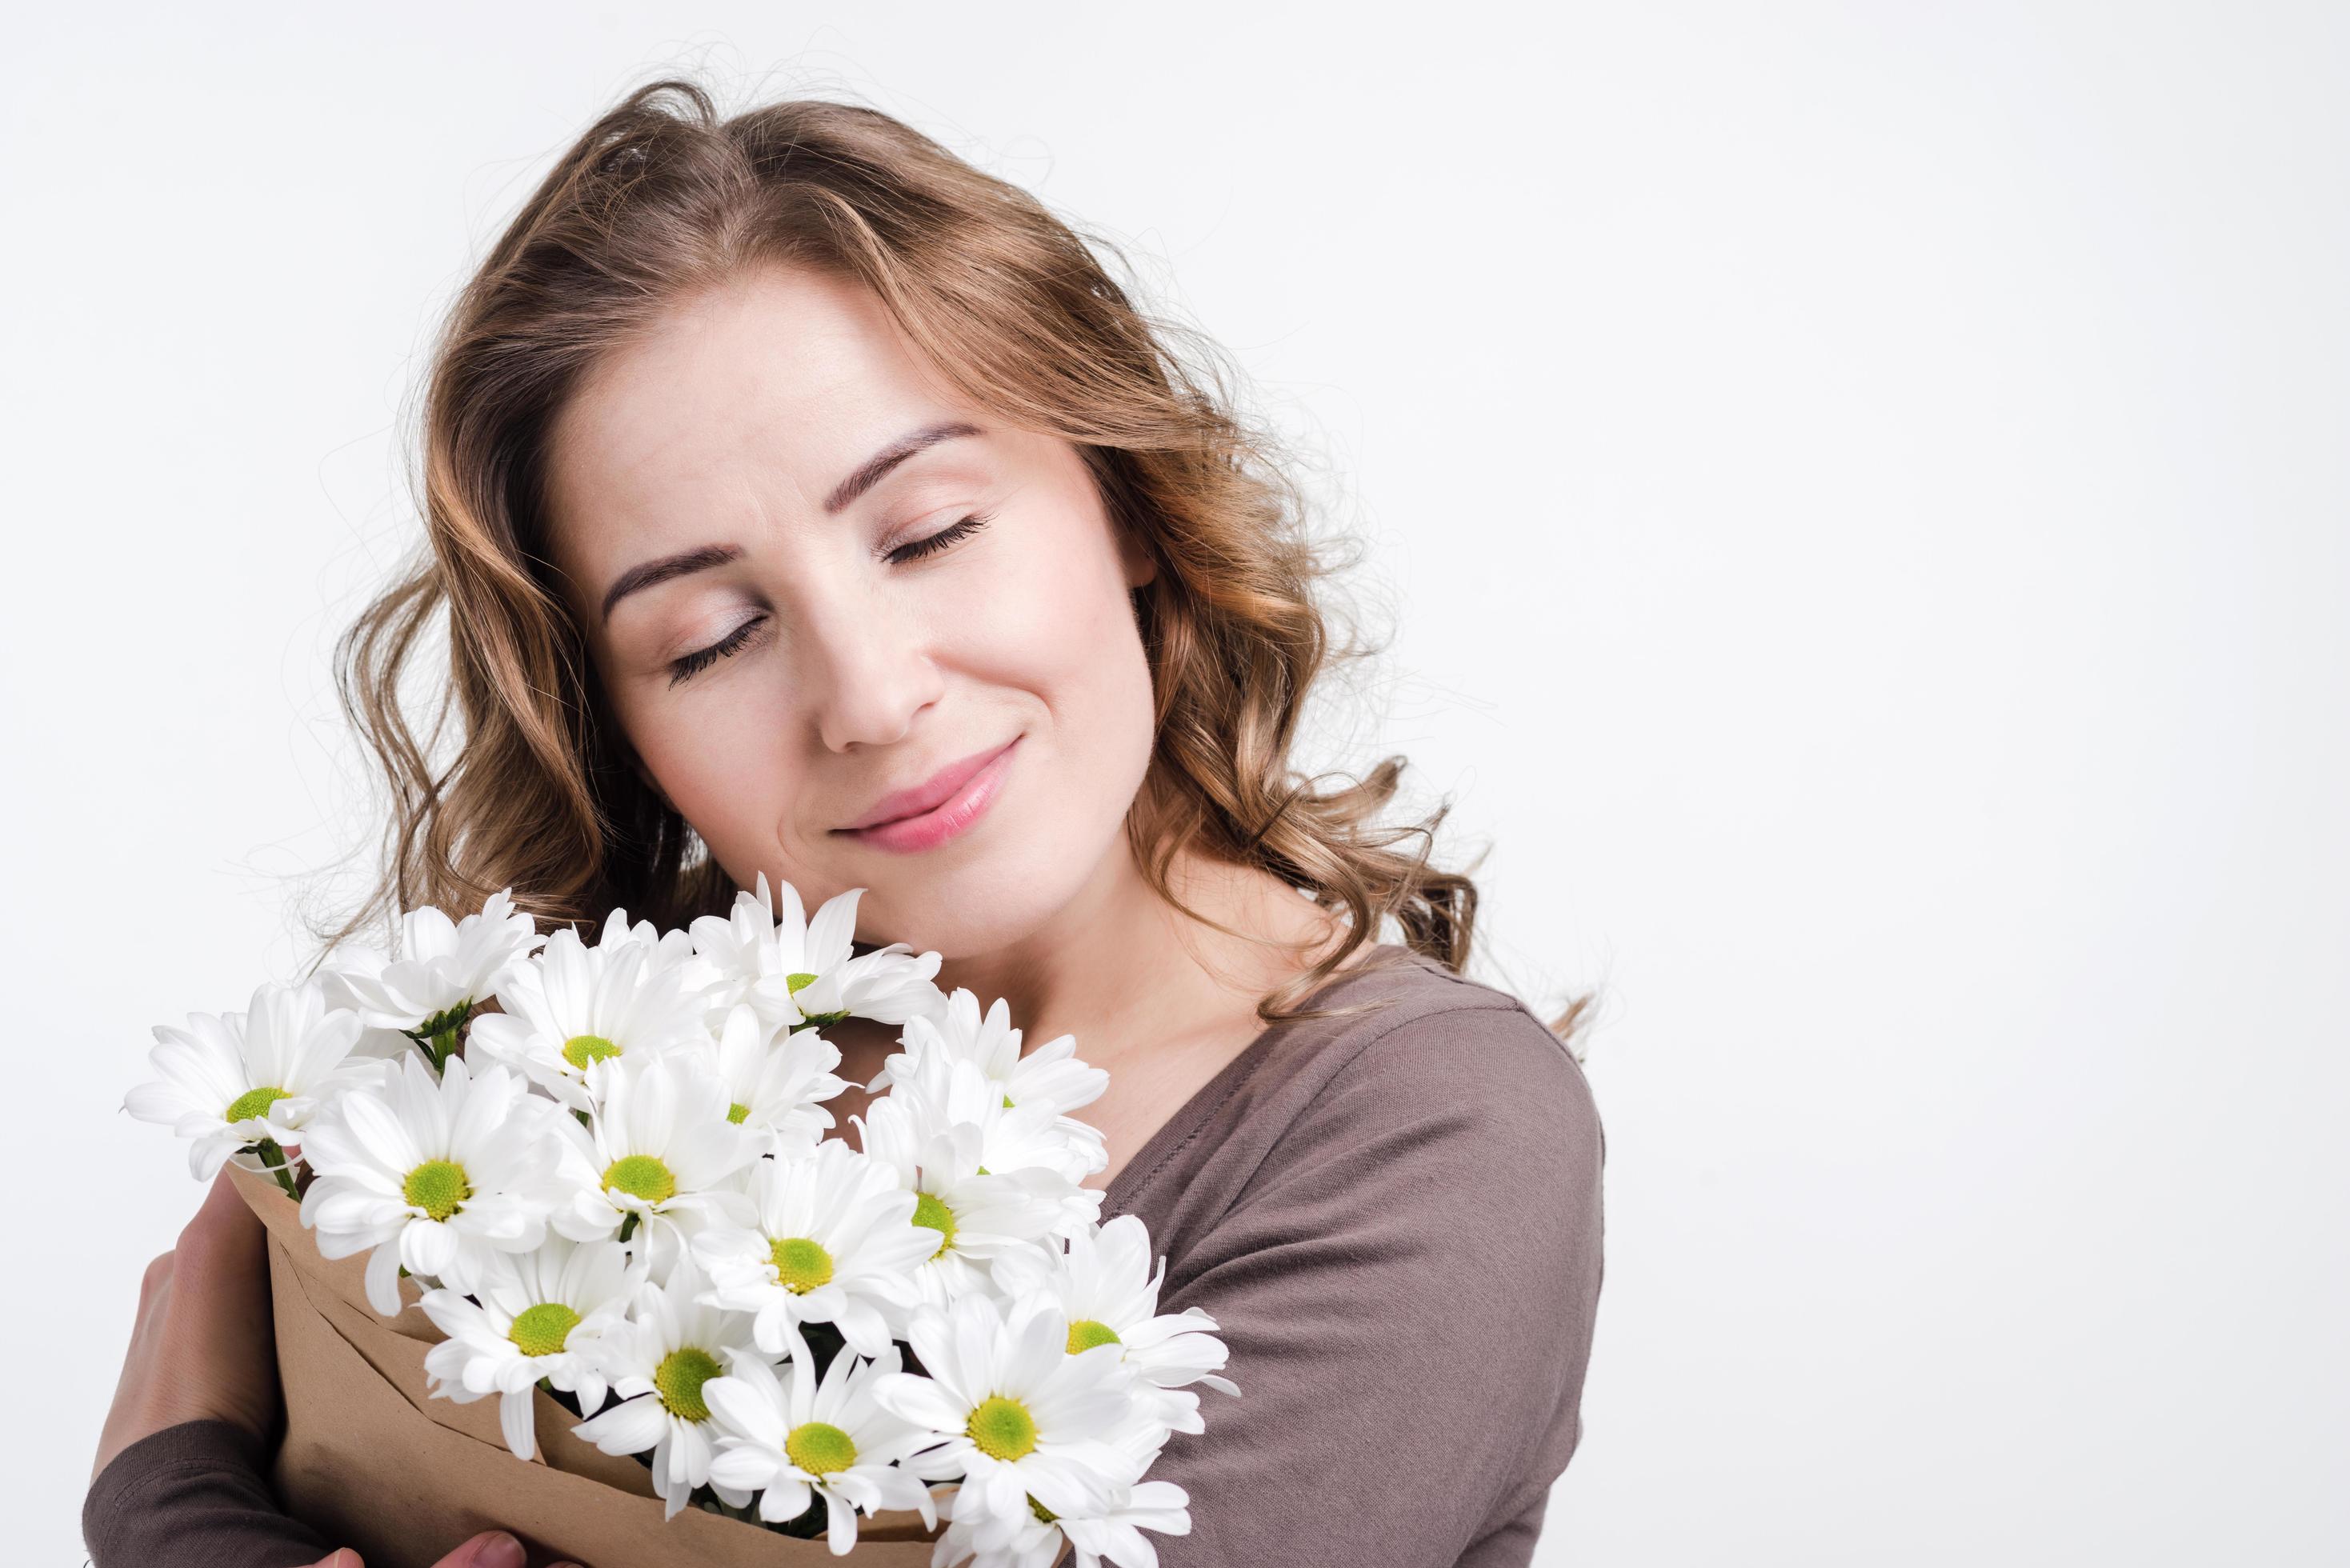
left=308, top=1552, right=363, bottom=1568
left=434, top=1530, right=528, bottom=1568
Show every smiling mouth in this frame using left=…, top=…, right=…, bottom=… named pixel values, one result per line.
left=835, top=738, right=1018, bottom=830
left=831, top=736, right=1023, bottom=849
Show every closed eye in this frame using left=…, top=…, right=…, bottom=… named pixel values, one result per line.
left=667, top=513, right=994, bottom=688
left=667, top=614, right=767, bottom=687
left=883, top=510, right=993, bottom=566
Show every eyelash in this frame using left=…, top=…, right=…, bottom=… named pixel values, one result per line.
left=665, top=511, right=995, bottom=687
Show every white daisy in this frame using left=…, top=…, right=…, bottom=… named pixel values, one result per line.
left=126, top=977, right=382, bottom=1186
left=1053, top=1418, right=1194, bottom=1568
left=551, top=1050, right=756, bottom=1274
left=418, top=1236, right=639, bottom=1461
left=932, top=1490, right=1067, bottom=1568
left=1059, top=1483, right=1192, bottom=1568
left=690, top=874, right=945, bottom=1035
left=693, top=1138, right=935, bottom=1361
left=318, top=887, right=546, bottom=1069
left=569, top=1252, right=770, bottom=1519
left=298, top=1053, right=571, bottom=1315
left=991, top=1215, right=1239, bottom=1434
left=466, top=924, right=711, bottom=1112
left=855, top=1089, right=1075, bottom=1307
left=866, top=987, right=1109, bottom=1124
left=879, top=1047, right=1110, bottom=1211
left=691, top=1001, right=847, bottom=1160
left=867, top=1291, right=1139, bottom=1533
left=931, top=1356, right=1191, bottom=1568
left=703, top=1346, right=940, bottom=1548
left=593, top=904, right=720, bottom=992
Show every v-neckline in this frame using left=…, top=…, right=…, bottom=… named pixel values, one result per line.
left=1098, top=941, right=1421, bottom=1218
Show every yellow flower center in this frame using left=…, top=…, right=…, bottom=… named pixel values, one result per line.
left=1030, top=1495, right=1059, bottom=1525
left=507, top=1302, right=582, bottom=1357
left=402, top=1158, right=470, bottom=1222
left=911, top=1191, right=957, bottom=1258
left=1066, top=1318, right=1122, bottom=1354
left=967, top=1395, right=1038, bottom=1462
left=768, top=1237, right=835, bottom=1294
left=562, top=1034, right=620, bottom=1070
left=653, top=1346, right=723, bottom=1422
left=727, top=1102, right=751, bottom=1124
left=786, top=1419, right=859, bottom=1477
left=786, top=971, right=819, bottom=994
left=225, top=1086, right=291, bottom=1124
left=603, top=1154, right=677, bottom=1206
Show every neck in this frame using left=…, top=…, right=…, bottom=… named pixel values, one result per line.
left=932, top=838, right=1352, bottom=1078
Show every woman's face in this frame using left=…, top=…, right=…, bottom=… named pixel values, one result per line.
left=539, top=263, right=1159, bottom=957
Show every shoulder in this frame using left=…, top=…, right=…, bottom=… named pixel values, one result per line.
left=1255, top=947, right=1605, bottom=1214
left=1309, top=950, right=1601, bottom=1150
left=1193, top=947, right=1605, bottom=1298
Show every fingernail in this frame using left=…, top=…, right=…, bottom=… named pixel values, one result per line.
left=475, top=1534, right=526, bottom=1568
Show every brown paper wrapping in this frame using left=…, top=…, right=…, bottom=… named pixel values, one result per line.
left=226, top=1157, right=945, bottom=1568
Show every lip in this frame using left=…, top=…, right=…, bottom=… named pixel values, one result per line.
left=833, top=735, right=1021, bottom=853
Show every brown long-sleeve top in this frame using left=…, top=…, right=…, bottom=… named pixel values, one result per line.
left=84, top=943, right=1607, bottom=1567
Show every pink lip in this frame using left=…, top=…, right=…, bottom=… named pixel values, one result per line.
left=834, top=736, right=1020, bottom=853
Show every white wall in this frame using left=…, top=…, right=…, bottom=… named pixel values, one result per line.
left=8, top=3, right=2343, bottom=1562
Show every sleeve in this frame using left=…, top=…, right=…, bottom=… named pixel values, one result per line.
left=1139, top=1002, right=1607, bottom=1568
left=82, top=1419, right=334, bottom=1568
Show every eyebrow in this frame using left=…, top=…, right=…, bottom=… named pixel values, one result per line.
left=597, top=419, right=985, bottom=625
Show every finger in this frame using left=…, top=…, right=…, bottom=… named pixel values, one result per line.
left=308, top=1552, right=364, bottom=1568
left=137, top=1249, right=175, bottom=1310
left=174, top=1170, right=269, bottom=1292
left=430, top=1530, right=527, bottom=1568
left=182, top=1164, right=266, bottom=1250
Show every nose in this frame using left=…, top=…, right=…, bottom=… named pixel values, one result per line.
left=800, top=594, right=944, bottom=753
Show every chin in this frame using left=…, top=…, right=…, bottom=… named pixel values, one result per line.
left=842, top=837, right=1100, bottom=961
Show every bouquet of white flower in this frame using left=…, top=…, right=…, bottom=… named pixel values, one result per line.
left=125, top=876, right=1235, bottom=1568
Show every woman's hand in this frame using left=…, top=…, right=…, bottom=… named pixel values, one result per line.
left=308, top=1531, right=585, bottom=1568
left=92, top=1163, right=281, bottom=1482
left=94, top=1171, right=586, bottom=1568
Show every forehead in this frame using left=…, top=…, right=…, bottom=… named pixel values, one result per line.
left=541, top=264, right=969, bottom=569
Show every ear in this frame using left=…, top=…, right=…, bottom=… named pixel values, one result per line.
left=1117, top=522, right=1159, bottom=592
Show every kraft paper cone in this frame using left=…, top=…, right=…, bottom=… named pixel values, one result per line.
left=226, top=1156, right=946, bottom=1566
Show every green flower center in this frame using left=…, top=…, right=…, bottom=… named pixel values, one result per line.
left=225, top=1086, right=291, bottom=1124
left=785, top=1419, right=859, bottom=1477
left=1030, top=1495, right=1060, bottom=1526
left=603, top=1154, right=677, bottom=1206
left=786, top=971, right=819, bottom=994
left=562, top=1034, right=621, bottom=1070
left=653, top=1346, right=723, bottom=1422
left=967, top=1395, right=1037, bottom=1462
left=768, top=1236, right=835, bottom=1294
left=1001, top=1094, right=1016, bottom=1110
left=911, top=1191, right=957, bottom=1258
left=507, top=1302, right=582, bottom=1357
left=727, top=1102, right=751, bottom=1124
left=1066, top=1318, right=1122, bottom=1354
left=402, top=1158, right=470, bottom=1221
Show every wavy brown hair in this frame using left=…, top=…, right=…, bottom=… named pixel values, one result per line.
left=306, top=77, right=1593, bottom=1046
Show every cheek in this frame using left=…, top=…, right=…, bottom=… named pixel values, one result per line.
left=964, top=533, right=1158, bottom=841
left=609, top=677, right=807, bottom=883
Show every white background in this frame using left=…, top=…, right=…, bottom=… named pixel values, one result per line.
left=7, top=3, right=2344, bottom=1562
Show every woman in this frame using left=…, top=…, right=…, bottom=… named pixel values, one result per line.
left=87, top=81, right=1605, bottom=1568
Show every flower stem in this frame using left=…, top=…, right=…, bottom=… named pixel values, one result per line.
left=255, top=1138, right=300, bottom=1200
left=405, top=999, right=477, bottom=1074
